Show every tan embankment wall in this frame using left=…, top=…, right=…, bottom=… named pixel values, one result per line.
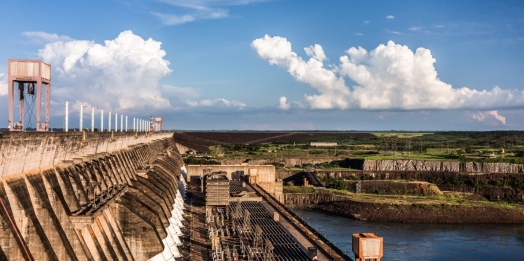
left=0, top=132, right=173, bottom=177
left=0, top=133, right=187, bottom=260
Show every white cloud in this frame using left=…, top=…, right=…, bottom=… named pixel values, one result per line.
left=386, top=29, right=403, bottom=35
left=152, top=0, right=265, bottom=25
left=409, top=26, right=423, bottom=31
left=472, top=110, right=506, bottom=125
left=185, top=100, right=199, bottom=107
left=355, top=33, right=364, bottom=36
left=150, top=12, right=196, bottom=25
left=252, top=35, right=350, bottom=109
left=364, top=21, right=370, bottom=25
left=37, top=30, right=172, bottom=112
left=162, top=85, right=200, bottom=100
left=186, top=98, right=246, bottom=109
left=0, top=73, right=7, bottom=96
left=386, top=15, right=395, bottom=19
left=252, top=35, right=524, bottom=111
left=409, top=26, right=432, bottom=34
left=22, top=31, right=74, bottom=44
left=278, top=96, right=291, bottom=110
left=304, top=44, right=327, bottom=62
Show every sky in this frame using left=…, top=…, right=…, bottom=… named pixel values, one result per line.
left=0, top=0, right=523, bottom=131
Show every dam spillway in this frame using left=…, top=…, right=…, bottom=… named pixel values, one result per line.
left=0, top=131, right=188, bottom=261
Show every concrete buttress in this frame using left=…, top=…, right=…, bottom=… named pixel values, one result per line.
left=0, top=132, right=187, bottom=261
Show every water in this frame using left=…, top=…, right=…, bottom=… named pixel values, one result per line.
left=292, top=208, right=524, bottom=261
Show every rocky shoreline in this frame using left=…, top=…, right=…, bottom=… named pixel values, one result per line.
left=296, top=200, right=524, bottom=223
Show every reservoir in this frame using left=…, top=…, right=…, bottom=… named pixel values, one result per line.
left=292, top=208, right=524, bottom=261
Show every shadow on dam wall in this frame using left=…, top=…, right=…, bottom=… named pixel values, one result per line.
left=0, top=132, right=188, bottom=260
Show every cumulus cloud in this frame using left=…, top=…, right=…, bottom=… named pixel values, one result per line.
left=251, top=35, right=524, bottom=110
left=304, top=44, right=326, bottom=62
left=472, top=111, right=506, bottom=125
left=0, top=73, right=7, bottom=96
left=22, top=31, right=74, bottom=44
left=278, top=96, right=291, bottom=110
left=186, top=98, right=246, bottom=109
left=152, top=0, right=265, bottom=25
left=386, top=15, right=395, bottom=19
left=37, top=30, right=172, bottom=112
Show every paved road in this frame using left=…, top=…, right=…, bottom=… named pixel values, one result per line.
left=188, top=181, right=210, bottom=261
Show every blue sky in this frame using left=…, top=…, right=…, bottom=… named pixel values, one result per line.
left=0, top=0, right=523, bottom=130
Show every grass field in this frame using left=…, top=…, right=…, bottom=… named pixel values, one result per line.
left=372, top=132, right=433, bottom=138
left=307, top=189, right=522, bottom=209
left=198, top=131, right=524, bottom=164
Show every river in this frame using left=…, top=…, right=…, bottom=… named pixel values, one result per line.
left=292, top=208, right=524, bottom=261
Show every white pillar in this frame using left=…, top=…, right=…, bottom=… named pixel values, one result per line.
left=120, top=114, right=123, bottom=132
left=101, top=110, right=104, bottom=132
left=64, top=101, right=69, bottom=132
left=79, top=104, right=83, bottom=131
left=108, top=112, right=111, bottom=131
left=91, top=107, right=95, bottom=132
left=115, top=113, right=118, bottom=132
left=125, top=116, right=128, bottom=132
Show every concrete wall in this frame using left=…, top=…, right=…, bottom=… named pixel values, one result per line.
left=0, top=131, right=173, bottom=177
left=284, top=193, right=347, bottom=207
left=186, top=165, right=275, bottom=182
left=173, top=142, right=191, bottom=155
left=362, top=159, right=524, bottom=173
left=220, top=157, right=341, bottom=167
left=0, top=132, right=187, bottom=260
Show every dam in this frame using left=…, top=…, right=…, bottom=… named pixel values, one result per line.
left=0, top=131, right=187, bottom=260
left=0, top=131, right=354, bottom=261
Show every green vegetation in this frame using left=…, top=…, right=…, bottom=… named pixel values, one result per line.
left=183, top=156, right=220, bottom=165
left=290, top=188, right=521, bottom=209
left=200, top=131, right=524, bottom=164
left=283, top=186, right=316, bottom=193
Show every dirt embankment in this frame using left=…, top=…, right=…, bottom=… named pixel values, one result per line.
left=314, top=200, right=524, bottom=223
left=285, top=192, right=524, bottom=223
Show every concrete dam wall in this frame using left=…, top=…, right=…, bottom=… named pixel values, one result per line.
left=362, top=159, right=524, bottom=173
left=0, top=132, right=188, bottom=261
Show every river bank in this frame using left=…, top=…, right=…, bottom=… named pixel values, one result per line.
left=285, top=191, right=524, bottom=223
left=292, top=208, right=524, bottom=261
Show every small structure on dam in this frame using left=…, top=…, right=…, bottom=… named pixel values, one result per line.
left=352, top=233, right=383, bottom=261
left=205, top=173, right=230, bottom=207
left=6, top=59, right=52, bottom=132
left=187, top=164, right=284, bottom=203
